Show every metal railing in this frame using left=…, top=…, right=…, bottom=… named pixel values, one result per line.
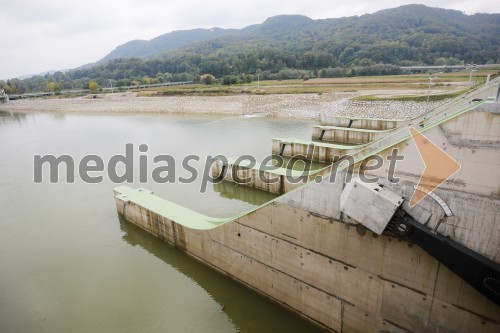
left=344, top=78, right=499, bottom=167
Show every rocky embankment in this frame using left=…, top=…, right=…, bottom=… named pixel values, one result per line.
left=0, top=92, right=447, bottom=120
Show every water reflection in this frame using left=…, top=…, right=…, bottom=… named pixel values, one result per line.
left=213, top=180, right=277, bottom=205
left=119, top=216, right=325, bottom=333
left=275, top=155, right=329, bottom=172
left=0, top=110, right=323, bottom=333
left=0, top=110, right=27, bottom=125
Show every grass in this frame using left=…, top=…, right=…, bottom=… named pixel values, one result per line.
left=135, top=82, right=449, bottom=96
left=132, top=70, right=498, bottom=97
left=240, top=79, right=306, bottom=87
left=253, top=86, right=343, bottom=94
left=136, top=85, right=237, bottom=96
left=352, top=90, right=467, bottom=102
left=137, top=84, right=349, bottom=96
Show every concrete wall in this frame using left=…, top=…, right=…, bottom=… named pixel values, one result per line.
left=116, top=184, right=500, bottom=332
left=211, top=160, right=307, bottom=194
left=272, top=139, right=355, bottom=163
left=361, top=107, right=500, bottom=261
left=211, top=160, right=332, bottom=195
left=115, top=89, right=500, bottom=332
left=320, top=115, right=400, bottom=130
left=312, top=126, right=384, bottom=144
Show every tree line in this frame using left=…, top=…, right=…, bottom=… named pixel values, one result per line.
left=0, top=50, right=474, bottom=94
left=2, top=5, right=498, bottom=93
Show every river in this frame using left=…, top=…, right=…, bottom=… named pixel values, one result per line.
left=0, top=110, right=325, bottom=332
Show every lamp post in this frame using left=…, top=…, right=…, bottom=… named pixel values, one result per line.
left=256, top=69, right=262, bottom=90
left=467, top=64, right=476, bottom=84
left=426, top=73, right=438, bottom=112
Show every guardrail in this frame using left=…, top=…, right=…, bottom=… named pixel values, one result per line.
left=5, top=81, right=194, bottom=100
left=102, top=81, right=193, bottom=92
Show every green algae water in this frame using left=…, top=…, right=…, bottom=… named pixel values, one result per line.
left=0, top=111, right=325, bottom=333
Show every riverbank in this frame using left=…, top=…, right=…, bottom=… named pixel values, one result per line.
left=0, top=91, right=448, bottom=120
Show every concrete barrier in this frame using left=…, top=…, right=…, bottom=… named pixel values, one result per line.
left=211, top=157, right=330, bottom=194
left=312, top=125, right=389, bottom=144
left=114, top=182, right=500, bottom=332
left=114, top=79, right=500, bottom=332
left=272, top=138, right=359, bottom=163
left=320, top=114, right=402, bottom=130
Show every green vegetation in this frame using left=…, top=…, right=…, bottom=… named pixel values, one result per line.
left=135, top=83, right=345, bottom=96
left=131, top=73, right=485, bottom=96
left=46, top=82, right=60, bottom=92
left=352, top=91, right=466, bottom=102
left=156, top=86, right=234, bottom=96
left=200, top=74, right=216, bottom=85
left=2, top=5, right=499, bottom=94
left=88, top=81, right=100, bottom=93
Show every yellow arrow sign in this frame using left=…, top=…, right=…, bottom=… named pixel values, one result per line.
left=409, top=127, right=461, bottom=207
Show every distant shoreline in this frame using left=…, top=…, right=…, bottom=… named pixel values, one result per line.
left=0, top=92, right=446, bottom=120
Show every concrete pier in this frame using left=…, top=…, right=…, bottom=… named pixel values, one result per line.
left=319, top=114, right=402, bottom=130
left=211, top=157, right=330, bottom=194
left=312, top=125, right=389, bottom=144
left=271, top=138, right=360, bottom=163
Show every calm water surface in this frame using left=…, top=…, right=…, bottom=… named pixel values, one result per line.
left=0, top=110, right=325, bottom=332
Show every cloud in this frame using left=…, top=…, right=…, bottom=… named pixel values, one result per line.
left=0, top=0, right=498, bottom=79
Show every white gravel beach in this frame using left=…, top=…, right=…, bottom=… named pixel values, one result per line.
left=0, top=91, right=448, bottom=120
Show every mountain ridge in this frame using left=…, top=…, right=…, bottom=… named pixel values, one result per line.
left=3, top=4, right=499, bottom=93
left=97, top=4, right=499, bottom=64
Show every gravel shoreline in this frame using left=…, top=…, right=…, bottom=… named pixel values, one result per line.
left=0, top=92, right=447, bottom=120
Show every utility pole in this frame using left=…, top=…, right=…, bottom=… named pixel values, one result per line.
left=256, top=69, right=262, bottom=90
left=108, top=79, right=114, bottom=93
left=468, top=64, right=476, bottom=84
left=426, top=73, right=438, bottom=112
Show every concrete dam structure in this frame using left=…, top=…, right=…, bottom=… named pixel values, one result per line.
left=114, top=79, right=500, bottom=332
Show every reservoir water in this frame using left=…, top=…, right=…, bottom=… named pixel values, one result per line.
left=0, top=111, right=325, bottom=332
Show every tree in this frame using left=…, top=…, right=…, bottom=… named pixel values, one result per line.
left=200, top=74, right=216, bottom=85
left=222, top=75, right=238, bottom=85
left=435, top=57, right=447, bottom=66
left=141, top=77, right=157, bottom=85
left=46, top=82, right=60, bottom=92
left=89, top=81, right=100, bottom=93
left=245, top=74, right=254, bottom=83
left=6, top=6, right=500, bottom=93
left=2, top=80, right=20, bottom=94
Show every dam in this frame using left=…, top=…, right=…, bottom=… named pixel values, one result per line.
left=114, top=79, right=500, bottom=332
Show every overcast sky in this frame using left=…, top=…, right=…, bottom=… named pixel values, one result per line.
left=0, top=0, right=498, bottom=80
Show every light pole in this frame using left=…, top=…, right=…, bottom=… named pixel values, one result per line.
left=256, top=69, right=262, bottom=90
left=426, top=73, right=438, bottom=112
left=468, top=64, right=476, bottom=84
left=426, top=74, right=431, bottom=105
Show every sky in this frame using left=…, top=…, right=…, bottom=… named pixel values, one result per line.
left=0, top=0, right=498, bottom=80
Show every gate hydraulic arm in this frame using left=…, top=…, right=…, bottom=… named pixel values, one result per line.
left=386, top=209, right=500, bottom=307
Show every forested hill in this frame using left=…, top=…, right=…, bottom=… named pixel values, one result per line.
left=4, top=4, right=500, bottom=93
left=94, top=27, right=235, bottom=65
left=100, top=5, right=499, bottom=63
